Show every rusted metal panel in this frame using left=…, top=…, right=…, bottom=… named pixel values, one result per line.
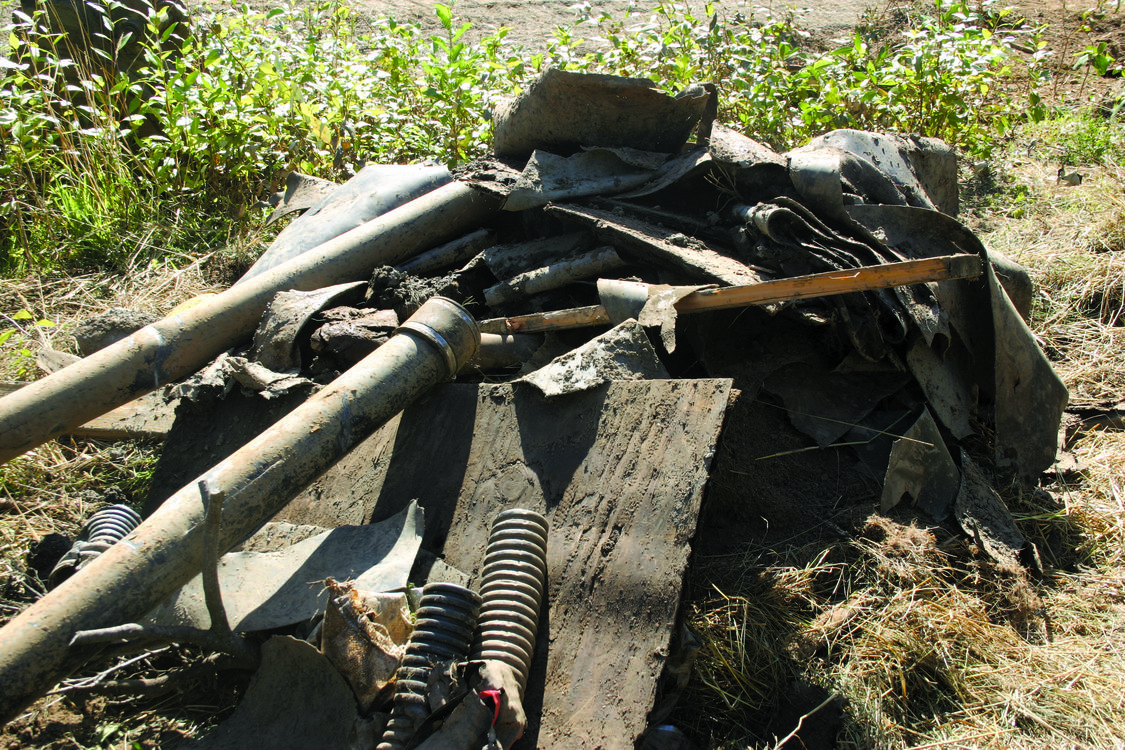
left=279, top=378, right=732, bottom=749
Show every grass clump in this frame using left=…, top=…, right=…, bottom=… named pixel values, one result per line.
left=682, top=512, right=1125, bottom=749
left=1024, top=108, right=1125, bottom=167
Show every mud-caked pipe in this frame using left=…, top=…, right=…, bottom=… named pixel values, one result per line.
left=0, top=181, right=499, bottom=466
left=0, top=298, right=480, bottom=725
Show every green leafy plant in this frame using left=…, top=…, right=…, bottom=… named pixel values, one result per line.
left=1074, top=40, right=1118, bottom=99
left=1024, top=108, right=1125, bottom=166
left=0, top=0, right=526, bottom=275
left=548, top=0, right=1044, bottom=156
left=0, top=308, right=55, bottom=347
left=0, top=308, right=56, bottom=379
left=1075, top=41, right=1116, bottom=77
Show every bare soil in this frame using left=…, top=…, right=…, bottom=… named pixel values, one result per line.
left=187, top=0, right=870, bottom=47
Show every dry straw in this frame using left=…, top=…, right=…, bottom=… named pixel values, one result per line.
left=673, top=158, right=1125, bottom=748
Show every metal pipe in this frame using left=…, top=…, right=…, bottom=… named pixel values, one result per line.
left=396, top=228, right=496, bottom=276
left=482, top=245, right=625, bottom=307
left=0, top=182, right=499, bottom=466
left=466, top=333, right=543, bottom=372
left=0, top=298, right=481, bottom=725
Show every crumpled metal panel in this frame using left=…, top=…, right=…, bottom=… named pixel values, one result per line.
left=789, top=129, right=958, bottom=218
left=263, top=171, right=339, bottom=226
left=492, top=68, right=713, bottom=160
left=517, top=320, right=669, bottom=397
left=250, top=281, right=366, bottom=373
left=846, top=203, right=1068, bottom=480
left=146, top=502, right=423, bottom=633
left=239, top=163, right=452, bottom=283
left=882, top=407, right=961, bottom=520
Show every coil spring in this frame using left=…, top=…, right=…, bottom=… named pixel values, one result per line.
left=48, top=504, right=142, bottom=589
left=377, top=582, right=482, bottom=750
left=471, top=508, right=549, bottom=697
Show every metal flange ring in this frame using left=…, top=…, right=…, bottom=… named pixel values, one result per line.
left=397, top=320, right=460, bottom=376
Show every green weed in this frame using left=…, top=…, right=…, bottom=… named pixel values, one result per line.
left=0, top=308, right=55, bottom=380
left=0, top=0, right=525, bottom=275
left=1024, top=108, right=1125, bottom=167
left=550, top=0, right=1046, bottom=156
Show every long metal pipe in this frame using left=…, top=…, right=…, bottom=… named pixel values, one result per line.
left=0, top=298, right=481, bottom=725
left=0, top=182, right=499, bottom=466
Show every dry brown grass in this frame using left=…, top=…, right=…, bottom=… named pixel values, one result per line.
left=671, top=138, right=1125, bottom=749
left=0, top=246, right=259, bottom=745
left=970, top=159, right=1125, bottom=406
left=684, top=509, right=1125, bottom=749
left=0, top=251, right=237, bottom=382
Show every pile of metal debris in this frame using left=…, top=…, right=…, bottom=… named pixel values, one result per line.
left=0, top=69, right=1067, bottom=748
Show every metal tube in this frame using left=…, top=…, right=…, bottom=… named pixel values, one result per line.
left=466, top=333, right=543, bottom=372
left=0, top=298, right=481, bottom=725
left=395, top=228, right=496, bottom=276
left=482, top=245, right=625, bottom=307
left=0, top=182, right=499, bottom=466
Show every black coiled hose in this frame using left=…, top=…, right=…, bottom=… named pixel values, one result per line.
left=48, top=504, right=142, bottom=589
left=376, top=582, right=482, bottom=750
left=471, top=508, right=549, bottom=697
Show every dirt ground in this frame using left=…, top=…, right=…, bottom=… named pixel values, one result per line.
left=185, top=0, right=870, bottom=47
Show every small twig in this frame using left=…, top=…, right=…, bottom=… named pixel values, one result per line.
left=752, top=398, right=929, bottom=449
left=52, top=648, right=170, bottom=693
left=51, top=675, right=182, bottom=698
left=750, top=439, right=879, bottom=462
left=50, top=653, right=231, bottom=698
left=771, top=693, right=837, bottom=749
left=0, top=311, right=31, bottom=337
left=71, top=622, right=253, bottom=657
left=0, top=498, right=44, bottom=514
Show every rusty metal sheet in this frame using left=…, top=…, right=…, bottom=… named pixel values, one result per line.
left=184, top=637, right=360, bottom=750
left=277, top=378, right=732, bottom=749
left=146, top=502, right=422, bottom=633
left=492, top=69, right=711, bottom=160
left=548, top=203, right=762, bottom=286
left=240, top=164, right=452, bottom=283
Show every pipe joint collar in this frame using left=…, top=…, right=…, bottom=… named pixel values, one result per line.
left=396, top=297, right=480, bottom=377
